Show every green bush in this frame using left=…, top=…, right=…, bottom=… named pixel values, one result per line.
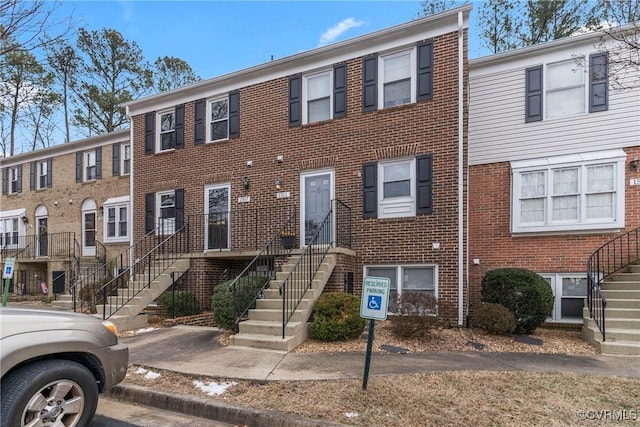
left=309, top=292, right=366, bottom=341
left=160, top=290, right=200, bottom=318
left=481, top=268, right=554, bottom=334
left=473, top=302, right=516, bottom=335
left=389, top=292, right=438, bottom=339
left=212, top=274, right=268, bottom=330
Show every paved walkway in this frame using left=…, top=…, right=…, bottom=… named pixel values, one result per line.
left=108, top=325, right=640, bottom=426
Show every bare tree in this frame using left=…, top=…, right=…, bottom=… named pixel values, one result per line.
left=46, top=42, right=80, bottom=143
left=478, top=0, right=520, bottom=53
left=0, top=0, right=72, bottom=57
left=152, top=56, right=202, bottom=93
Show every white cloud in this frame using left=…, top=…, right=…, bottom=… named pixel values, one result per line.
left=319, top=18, right=366, bottom=46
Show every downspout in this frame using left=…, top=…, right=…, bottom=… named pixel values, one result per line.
left=126, top=105, right=134, bottom=266
left=457, top=11, right=464, bottom=326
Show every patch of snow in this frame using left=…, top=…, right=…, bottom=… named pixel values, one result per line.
left=144, top=371, right=161, bottom=380
left=345, top=412, right=359, bottom=418
left=136, top=327, right=158, bottom=334
left=135, top=367, right=148, bottom=375
left=193, top=380, right=237, bottom=396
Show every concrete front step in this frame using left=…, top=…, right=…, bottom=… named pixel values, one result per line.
left=248, top=308, right=308, bottom=322
left=256, top=298, right=310, bottom=311
left=600, top=340, right=640, bottom=356
left=604, top=298, right=640, bottom=309
left=604, top=308, right=640, bottom=319
left=601, top=281, right=640, bottom=291
left=604, top=327, right=640, bottom=343
left=610, top=273, right=640, bottom=281
left=237, top=319, right=303, bottom=336
left=229, top=333, right=298, bottom=352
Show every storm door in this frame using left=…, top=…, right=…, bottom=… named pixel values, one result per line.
left=204, top=184, right=230, bottom=250
left=301, top=170, right=334, bottom=246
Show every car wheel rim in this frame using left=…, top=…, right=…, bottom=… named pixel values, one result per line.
left=21, top=379, right=85, bottom=427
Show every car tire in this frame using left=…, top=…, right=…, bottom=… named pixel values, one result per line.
left=0, top=359, right=99, bottom=427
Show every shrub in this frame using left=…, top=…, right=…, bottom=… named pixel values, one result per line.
left=309, top=292, right=366, bottom=341
left=212, top=274, right=268, bottom=330
left=473, top=302, right=516, bottom=335
left=388, top=292, right=438, bottom=339
left=481, top=268, right=554, bottom=334
left=160, top=290, right=200, bottom=318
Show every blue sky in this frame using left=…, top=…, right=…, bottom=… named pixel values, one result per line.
left=57, top=0, right=488, bottom=81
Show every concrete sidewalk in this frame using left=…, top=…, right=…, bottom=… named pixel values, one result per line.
left=108, top=325, right=640, bottom=426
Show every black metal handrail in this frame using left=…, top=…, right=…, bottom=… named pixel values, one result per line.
left=93, top=223, right=190, bottom=320
left=586, top=226, right=640, bottom=341
left=230, top=209, right=297, bottom=332
left=279, top=201, right=336, bottom=339
left=187, top=205, right=296, bottom=253
left=0, top=232, right=76, bottom=260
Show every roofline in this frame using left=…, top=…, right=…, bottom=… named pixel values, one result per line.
left=0, top=129, right=130, bottom=166
left=470, top=21, right=639, bottom=69
left=124, top=5, right=472, bottom=115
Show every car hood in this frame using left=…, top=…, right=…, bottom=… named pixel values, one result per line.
left=0, top=307, right=109, bottom=340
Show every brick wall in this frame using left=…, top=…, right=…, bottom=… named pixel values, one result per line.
left=468, top=145, right=640, bottom=313
left=132, top=30, right=468, bottom=321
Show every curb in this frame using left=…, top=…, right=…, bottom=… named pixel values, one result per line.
left=107, top=383, right=344, bottom=427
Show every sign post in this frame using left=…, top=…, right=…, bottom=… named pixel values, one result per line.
left=2, top=257, right=16, bottom=307
left=360, top=276, right=391, bottom=390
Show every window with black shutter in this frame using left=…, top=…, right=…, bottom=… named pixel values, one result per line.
left=416, top=40, right=433, bottom=102
left=362, top=55, right=378, bottom=112
left=194, top=98, right=205, bottom=145
left=229, top=90, right=240, bottom=138
left=289, top=74, right=302, bottom=126
left=525, top=65, right=543, bottom=122
left=333, top=64, right=347, bottom=118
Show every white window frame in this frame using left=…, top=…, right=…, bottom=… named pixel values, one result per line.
left=302, top=69, right=332, bottom=124
left=37, top=160, right=48, bottom=189
left=378, top=48, right=416, bottom=109
left=378, top=157, right=416, bottom=219
left=545, top=57, right=587, bottom=119
left=540, top=273, right=587, bottom=323
left=156, top=190, right=176, bottom=235
left=0, top=209, right=26, bottom=249
left=157, top=109, right=176, bottom=152
left=207, top=96, right=229, bottom=143
left=84, top=151, right=96, bottom=181
left=511, top=150, right=626, bottom=234
left=121, top=144, right=131, bottom=176
left=9, top=167, right=19, bottom=194
left=102, top=196, right=129, bottom=243
left=364, top=264, right=438, bottom=314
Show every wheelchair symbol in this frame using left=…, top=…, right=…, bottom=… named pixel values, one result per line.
left=368, top=295, right=382, bottom=310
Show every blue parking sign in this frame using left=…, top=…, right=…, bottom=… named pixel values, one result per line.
left=360, top=276, right=390, bottom=320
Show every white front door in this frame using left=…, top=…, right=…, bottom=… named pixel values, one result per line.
left=204, top=184, right=230, bottom=250
left=82, top=211, right=96, bottom=257
left=301, top=170, right=334, bottom=246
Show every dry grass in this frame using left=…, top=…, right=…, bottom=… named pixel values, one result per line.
left=122, top=323, right=639, bottom=426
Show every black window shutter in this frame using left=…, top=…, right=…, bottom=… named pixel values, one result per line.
left=175, top=188, right=185, bottom=228
left=417, top=40, right=434, bottom=102
left=194, top=98, right=205, bottom=145
left=76, top=152, right=82, bottom=182
left=362, top=162, right=378, bottom=218
left=333, top=64, right=347, bottom=118
left=95, top=147, right=102, bottom=180
left=229, top=90, right=240, bottom=138
left=145, top=192, right=155, bottom=233
left=525, top=65, right=543, bottom=122
left=16, top=165, right=22, bottom=193
left=589, top=53, right=608, bottom=113
left=30, top=162, right=36, bottom=190
left=416, top=154, right=433, bottom=215
left=145, top=112, right=155, bottom=154
left=288, top=74, right=302, bottom=127
left=1, top=168, right=6, bottom=195
left=362, top=54, right=378, bottom=112
left=112, top=143, right=120, bottom=176
left=46, top=158, right=52, bottom=187
left=175, top=104, right=185, bottom=148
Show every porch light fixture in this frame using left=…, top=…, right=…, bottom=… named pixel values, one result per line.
left=242, top=176, right=250, bottom=190
left=631, top=158, right=639, bottom=171
left=275, top=179, right=282, bottom=190
left=21, top=216, right=28, bottom=224
left=68, top=199, right=73, bottom=204
left=99, top=206, right=104, bottom=214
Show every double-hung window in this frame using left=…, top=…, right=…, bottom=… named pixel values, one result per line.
left=380, top=49, right=414, bottom=108
left=209, top=97, right=229, bottom=142
left=122, top=144, right=130, bottom=175
left=365, top=265, right=437, bottom=313
left=157, top=190, right=176, bottom=234
left=85, top=151, right=96, bottom=181
left=541, top=273, right=587, bottom=322
left=546, top=59, right=585, bottom=118
left=158, top=110, right=176, bottom=151
left=303, top=70, right=332, bottom=124
left=379, top=158, right=415, bottom=218
left=511, top=150, right=625, bottom=233
left=0, top=217, right=20, bottom=247
left=103, top=196, right=129, bottom=243
left=38, top=161, right=48, bottom=189
left=10, top=167, right=20, bottom=194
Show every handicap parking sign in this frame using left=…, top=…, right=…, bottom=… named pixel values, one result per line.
left=360, top=276, right=390, bottom=320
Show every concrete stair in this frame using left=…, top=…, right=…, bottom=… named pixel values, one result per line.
left=583, top=264, right=640, bottom=356
left=229, top=253, right=337, bottom=352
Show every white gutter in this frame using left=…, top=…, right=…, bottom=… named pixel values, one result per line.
left=457, top=11, right=465, bottom=326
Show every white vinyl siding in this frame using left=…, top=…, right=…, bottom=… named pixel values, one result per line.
left=469, top=48, right=640, bottom=166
